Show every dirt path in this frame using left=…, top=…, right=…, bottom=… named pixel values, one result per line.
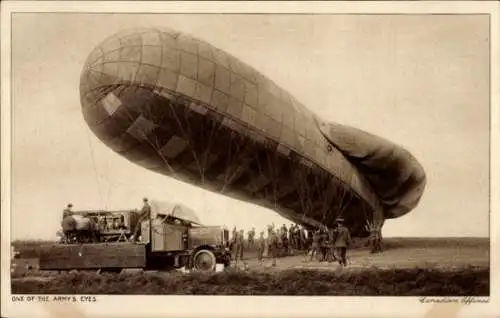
left=233, top=243, right=489, bottom=272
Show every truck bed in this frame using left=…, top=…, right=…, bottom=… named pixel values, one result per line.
left=39, top=242, right=147, bottom=270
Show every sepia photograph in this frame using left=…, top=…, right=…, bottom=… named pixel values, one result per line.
left=1, top=1, right=498, bottom=318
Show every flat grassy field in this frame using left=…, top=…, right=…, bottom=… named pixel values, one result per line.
left=10, top=237, right=489, bottom=296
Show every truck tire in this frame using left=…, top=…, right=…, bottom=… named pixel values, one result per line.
left=192, top=249, right=216, bottom=272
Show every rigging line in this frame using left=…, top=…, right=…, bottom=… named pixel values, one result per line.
left=84, top=126, right=107, bottom=209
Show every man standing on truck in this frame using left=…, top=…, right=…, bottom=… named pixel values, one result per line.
left=132, top=197, right=151, bottom=242
left=61, top=203, right=75, bottom=243
left=63, top=203, right=73, bottom=217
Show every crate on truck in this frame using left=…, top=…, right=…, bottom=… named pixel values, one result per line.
left=40, top=200, right=231, bottom=272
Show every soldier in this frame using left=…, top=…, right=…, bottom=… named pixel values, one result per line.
left=132, top=197, right=151, bottom=242
left=372, top=229, right=383, bottom=253
left=118, top=215, right=126, bottom=230
left=247, top=227, right=256, bottom=248
left=257, top=231, right=265, bottom=264
left=333, top=218, right=351, bottom=266
left=240, top=229, right=245, bottom=253
left=299, top=226, right=306, bottom=251
left=61, top=204, right=75, bottom=243
left=268, top=228, right=278, bottom=267
left=276, top=228, right=281, bottom=247
left=233, top=230, right=245, bottom=266
left=319, top=227, right=329, bottom=262
left=365, top=223, right=383, bottom=254
left=327, top=227, right=337, bottom=262
left=280, top=224, right=288, bottom=255
left=308, top=230, right=321, bottom=262
left=306, top=229, right=313, bottom=250
left=98, top=216, right=107, bottom=233
left=232, top=226, right=238, bottom=243
left=112, top=217, right=120, bottom=230
left=63, top=203, right=73, bottom=217
left=288, top=224, right=295, bottom=252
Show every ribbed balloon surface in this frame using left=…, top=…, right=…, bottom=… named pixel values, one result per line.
left=80, top=28, right=426, bottom=236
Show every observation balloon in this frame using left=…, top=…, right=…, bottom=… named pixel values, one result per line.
left=80, top=28, right=426, bottom=237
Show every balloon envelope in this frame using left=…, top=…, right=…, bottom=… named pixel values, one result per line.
left=79, top=28, right=426, bottom=237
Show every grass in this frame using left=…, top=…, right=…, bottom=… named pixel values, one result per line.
left=11, top=266, right=489, bottom=296
left=9, top=237, right=490, bottom=296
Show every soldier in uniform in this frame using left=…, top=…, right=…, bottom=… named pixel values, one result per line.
left=280, top=224, right=288, bottom=255
left=132, top=197, right=151, bottom=242
left=61, top=203, right=75, bottom=243
left=234, top=230, right=245, bottom=266
left=327, top=227, right=337, bottom=262
left=247, top=227, right=256, bottom=248
left=257, top=231, right=265, bottom=264
left=372, top=229, right=383, bottom=253
left=308, top=230, right=321, bottom=262
left=63, top=203, right=73, bottom=217
left=306, top=229, right=313, bottom=250
left=266, top=224, right=272, bottom=252
left=275, top=228, right=281, bottom=255
left=365, top=223, right=383, bottom=254
left=319, top=227, right=329, bottom=262
left=232, top=226, right=238, bottom=243
left=268, top=228, right=278, bottom=267
left=333, top=218, right=351, bottom=266
left=230, top=226, right=237, bottom=252
left=299, top=226, right=306, bottom=251
left=288, top=224, right=296, bottom=252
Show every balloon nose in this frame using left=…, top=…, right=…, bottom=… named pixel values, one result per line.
left=79, top=28, right=181, bottom=132
left=80, top=28, right=162, bottom=102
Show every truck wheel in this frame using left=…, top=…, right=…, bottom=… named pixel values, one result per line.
left=193, top=249, right=216, bottom=272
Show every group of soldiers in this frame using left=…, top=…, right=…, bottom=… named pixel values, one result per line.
left=230, top=217, right=356, bottom=267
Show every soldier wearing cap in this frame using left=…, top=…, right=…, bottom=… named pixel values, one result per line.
left=333, top=218, right=351, bottom=266
left=308, top=229, right=321, bottom=262
left=61, top=203, right=75, bottom=243
left=299, top=226, right=306, bottom=251
left=63, top=203, right=73, bottom=217
left=372, top=228, right=383, bottom=253
left=319, top=226, right=329, bottom=262
left=327, top=227, right=337, bottom=262
left=233, top=229, right=245, bottom=266
left=280, top=224, right=288, bottom=255
left=232, top=226, right=238, bottom=243
left=257, top=231, right=265, bottom=264
left=268, top=227, right=278, bottom=267
left=289, top=224, right=296, bottom=252
left=247, top=227, right=256, bottom=248
left=132, top=197, right=151, bottom=242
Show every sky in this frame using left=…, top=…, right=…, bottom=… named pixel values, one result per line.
left=10, top=13, right=490, bottom=240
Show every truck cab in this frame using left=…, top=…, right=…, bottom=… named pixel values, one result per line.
left=139, top=201, right=231, bottom=271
